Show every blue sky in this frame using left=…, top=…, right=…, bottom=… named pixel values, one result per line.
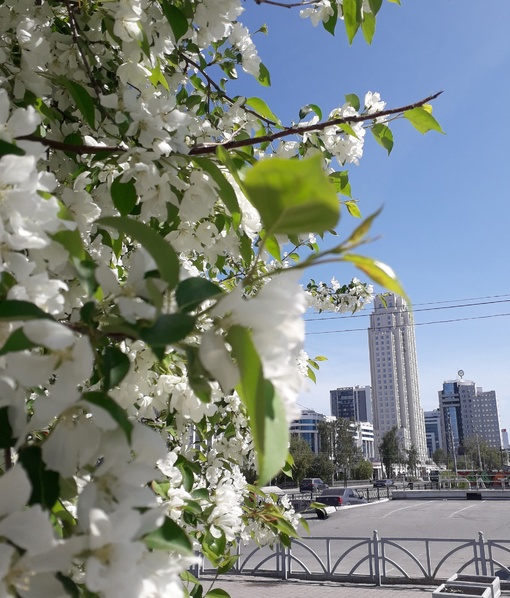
left=235, top=1, right=510, bottom=430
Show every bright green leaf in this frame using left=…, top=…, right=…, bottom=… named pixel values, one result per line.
left=110, top=176, right=138, bottom=216
left=175, top=277, right=223, bottom=313
left=329, top=171, right=351, bottom=197
left=344, top=200, right=362, bottom=218
left=82, top=391, right=133, bottom=442
left=246, top=97, right=281, bottom=124
left=140, top=313, right=195, bottom=347
left=259, top=230, right=281, bottom=262
left=371, top=123, right=394, bottom=154
left=52, top=230, right=86, bottom=260
left=258, top=63, right=271, bottom=87
left=361, top=10, right=376, bottom=44
left=97, top=217, right=179, bottom=289
left=242, top=155, right=339, bottom=235
left=404, top=107, right=444, bottom=135
left=343, top=0, right=362, bottom=44
left=343, top=253, right=408, bottom=300
left=205, top=590, right=231, bottom=598
left=227, top=326, right=289, bottom=484
left=144, top=517, right=193, bottom=553
left=340, top=208, right=381, bottom=248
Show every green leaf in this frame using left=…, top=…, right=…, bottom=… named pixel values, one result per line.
left=175, top=278, right=223, bottom=313
left=102, top=346, right=130, bottom=390
left=0, top=300, right=54, bottom=322
left=404, top=107, right=444, bottom=134
left=82, top=391, right=133, bottom=442
left=205, top=590, right=231, bottom=598
left=159, top=0, right=189, bottom=41
left=343, top=254, right=408, bottom=300
left=344, top=93, right=360, bottom=111
left=259, top=230, right=281, bottom=262
left=242, top=155, right=339, bottom=235
left=341, top=208, right=381, bottom=247
left=344, top=200, right=362, bottom=218
left=215, top=146, right=243, bottom=188
left=343, top=0, right=362, bottom=44
left=298, top=103, right=323, bottom=121
left=110, top=176, right=138, bottom=216
left=227, top=326, right=289, bottom=484
left=72, top=259, right=98, bottom=297
left=149, top=60, right=170, bottom=91
left=361, top=10, right=376, bottom=44
left=0, top=328, right=38, bottom=356
left=371, top=123, right=394, bottom=154
left=322, top=1, right=338, bottom=35
left=329, top=171, right=351, bottom=197
left=192, top=157, right=241, bottom=226
left=368, top=0, right=383, bottom=15
left=57, top=78, right=96, bottom=130
left=144, top=517, right=193, bottom=553
left=97, top=217, right=179, bottom=289
left=0, top=139, right=26, bottom=157
left=258, top=63, right=271, bottom=87
left=246, top=97, right=281, bottom=125
left=140, top=313, right=195, bottom=347
left=18, top=446, right=60, bottom=509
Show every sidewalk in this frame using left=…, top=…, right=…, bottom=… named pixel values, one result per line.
left=198, top=575, right=435, bottom=597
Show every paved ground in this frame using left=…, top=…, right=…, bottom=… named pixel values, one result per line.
left=199, top=575, right=436, bottom=597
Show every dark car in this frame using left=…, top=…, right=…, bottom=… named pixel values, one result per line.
left=373, top=479, right=394, bottom=488
left=299, top=477, right=329, bottom=493
left=317, top=487, right=367, bottom=507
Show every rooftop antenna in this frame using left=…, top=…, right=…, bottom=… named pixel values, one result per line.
left=458, top=369, right=464, bottom=380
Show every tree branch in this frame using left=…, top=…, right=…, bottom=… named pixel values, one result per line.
left=253, top=0, right=322, bottom=7
left=188, top=91, right=443, bottom=155
left=17, top=91, right=442, bottom=157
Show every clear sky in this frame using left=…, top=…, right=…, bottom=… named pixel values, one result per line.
left=235, top=1, right=510, bottom=430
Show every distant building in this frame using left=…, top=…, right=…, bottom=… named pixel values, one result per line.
left=424, top=409, right=443, bottom=458
left=502, top=429, right=509, bottom=450
left=352, top=421, right=375, bottom=460
left=368, top=294, right=428, bottom=462
left=438, top=377, right=502, bottom=455
left=330, top=386, right=372, bottom=423
left=290, top=406, right=326, bottom=454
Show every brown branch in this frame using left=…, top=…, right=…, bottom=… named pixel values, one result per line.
left=17, top=91, right=442, bottom=157
left=253, top=0, right=322, bottom=7
left=188, top=91, right=443, bottom=155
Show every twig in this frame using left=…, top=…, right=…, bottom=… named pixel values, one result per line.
left=188, top=91, right=443, bottom=155
left=253, top=0, right=322, bottom=7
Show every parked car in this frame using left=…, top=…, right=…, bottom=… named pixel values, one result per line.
left=373, top=479, right=394, bottom=488
left=316, top=487, right=367, bottom=507
left=299, top=478, right=329, bottom=493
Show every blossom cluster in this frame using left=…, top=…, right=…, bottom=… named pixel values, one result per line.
left=0, top=0, right=406, bottom=596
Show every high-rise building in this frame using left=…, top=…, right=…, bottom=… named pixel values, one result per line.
left=424, top=409, right=443, bottom=458
left=438, top=377, right=502, bottom=455
left=290, top=406, right=326, bottom=454
left=368, top=294, right=428, bottom=462
left=330, top=386, right=372, bottom=423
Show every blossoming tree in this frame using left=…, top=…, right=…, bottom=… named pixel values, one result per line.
left=0, top=0, right=442, bottom=596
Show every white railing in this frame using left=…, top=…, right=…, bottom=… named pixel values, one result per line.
left=195, top=532, right=510, bottom=587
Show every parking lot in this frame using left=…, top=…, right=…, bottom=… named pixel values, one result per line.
left=306, top=497, right=510, bottom=540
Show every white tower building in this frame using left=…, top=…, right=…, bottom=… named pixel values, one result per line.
left=368, top=294, right=428, bottom=462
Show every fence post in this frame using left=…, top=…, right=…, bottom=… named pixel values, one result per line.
left=373, top=530, right=381, bottom=586
left=478, top=531, right=487, bottom=576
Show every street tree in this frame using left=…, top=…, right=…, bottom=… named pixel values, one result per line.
left=406, top=445, right=419, bottom=477
left=0, top=1, right=443, bottom=595
left=318, top=418, right=362, bottom=480
left=289, top=436, right=315, bottom=484
left=379, top=427, right=401, bottom=478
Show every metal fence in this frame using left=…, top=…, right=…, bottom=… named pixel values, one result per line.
left=196, top=532, right=510, bottom=587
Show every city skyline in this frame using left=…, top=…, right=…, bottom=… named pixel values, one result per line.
left=235, top=3, right=510, bottom=435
